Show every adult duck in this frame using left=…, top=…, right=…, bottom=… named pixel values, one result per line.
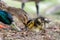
left=0, top=10, right=21, bottom=31
left=14, top=0, right=44, bottom=16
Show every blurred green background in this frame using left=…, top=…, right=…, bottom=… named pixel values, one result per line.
left=3, top=0, right=60, bottom=22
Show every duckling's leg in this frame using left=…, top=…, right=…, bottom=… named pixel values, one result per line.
left=35, top=3, right=39, bottom=16
left=21, top=2, right=25, bottom=9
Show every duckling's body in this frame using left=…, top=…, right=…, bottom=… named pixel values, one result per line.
left=25, top=18, right=42, bottom=32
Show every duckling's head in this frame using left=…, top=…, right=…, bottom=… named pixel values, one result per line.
left=33, top=16, right=51, bottom=32
left=36, top=16, right=50, bottom=24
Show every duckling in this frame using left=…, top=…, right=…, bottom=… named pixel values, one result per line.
left=25, top=16, right=50, bottom=32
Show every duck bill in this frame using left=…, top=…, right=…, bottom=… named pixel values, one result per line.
left=11, top=22, right=21, bottom=32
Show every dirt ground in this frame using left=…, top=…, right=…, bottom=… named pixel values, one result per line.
left=0, top=20, right=60, bottom=40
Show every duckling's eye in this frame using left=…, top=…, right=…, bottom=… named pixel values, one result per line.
left=38, top=19, right=41, bottom=22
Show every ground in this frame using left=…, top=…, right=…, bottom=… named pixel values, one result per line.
left=0, top=17, right=60, bottom=40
